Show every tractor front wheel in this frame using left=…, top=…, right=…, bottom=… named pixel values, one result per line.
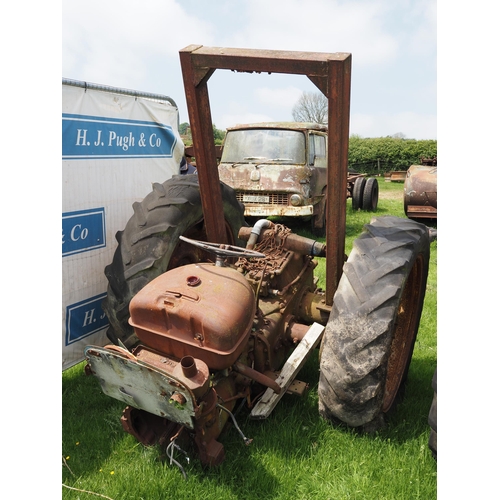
left=318, top=216, right=430, bottom=430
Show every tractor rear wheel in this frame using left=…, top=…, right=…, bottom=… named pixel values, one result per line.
left=318, top=216, right=430, bottom=430
left=102, top=175, right=247, bottom=348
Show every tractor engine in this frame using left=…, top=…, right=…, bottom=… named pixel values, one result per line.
left=85, top=221, right=328, bottom=467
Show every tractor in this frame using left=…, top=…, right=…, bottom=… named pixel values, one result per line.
left=84, top=46, right=431, bottom=472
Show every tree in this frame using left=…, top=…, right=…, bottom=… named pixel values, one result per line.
left=179, top=122, right=190, bottom=135
left=292, top=91, right=328, bottom=124
left=213, top=124, right=225, bottom=143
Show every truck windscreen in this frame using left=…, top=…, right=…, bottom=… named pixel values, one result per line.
left=221, top=129, right=306, bottom=164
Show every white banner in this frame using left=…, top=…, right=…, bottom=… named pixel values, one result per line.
left=62, top=80, right=183, bottom=370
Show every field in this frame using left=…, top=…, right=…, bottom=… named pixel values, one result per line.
left=62, top=178, right=437, bottom=499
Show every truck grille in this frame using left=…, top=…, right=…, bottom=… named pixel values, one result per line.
left=236, top=192, right=289, bottom=205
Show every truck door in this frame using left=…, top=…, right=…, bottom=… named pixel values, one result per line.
left=309, top=133, right=327, bottom=199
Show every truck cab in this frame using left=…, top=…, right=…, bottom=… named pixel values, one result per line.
left=218, top=122, right=328, bottom=226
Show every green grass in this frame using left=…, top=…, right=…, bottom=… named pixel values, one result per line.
left=62, top=178, right=437, bottom=499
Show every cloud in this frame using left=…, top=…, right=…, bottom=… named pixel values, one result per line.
left=254, top=86, right=303, bottom=109
left=219, top=112, right=277, bottom=129
left=223, top=0, right=399, bottom=66
left=350, top=111, right=437, bottom=139
left=408, top=0, right=437, bottom=56
left=62, top=0, right=436, bottom=139
left=211, top=85, right=306, bottom=129
left=62, top=0, right=214, bottom=88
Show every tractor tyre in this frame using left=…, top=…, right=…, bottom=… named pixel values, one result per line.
left=362, top=177, right=379, bottom=211
left=428, top=369, right=437, bottom=460
left=352, top=177, right=366, bottom=210
left=102, top=174, right=247, bottom=348
left=318, top=216, right=430, bottom=430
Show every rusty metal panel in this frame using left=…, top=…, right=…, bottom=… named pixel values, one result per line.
left=129, top=262, right=256, bottom=370
left=386, top=171, right=407, bottom=182
left=85, top=345, right=197, bottom=428
left=179, top=46, right=224, bottom=244
left=404, top=164, right=437, bottom=219
left=405, top=205, right=437, bottom=219
left=325, top=57, right=351, bottom=305
left=243, top=204, right=314, bottom=217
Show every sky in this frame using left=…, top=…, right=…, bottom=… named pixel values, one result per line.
left=62, top=0, right=437, bottom=140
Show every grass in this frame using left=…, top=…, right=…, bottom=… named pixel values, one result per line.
left=62, top=178, right=437, bottom=499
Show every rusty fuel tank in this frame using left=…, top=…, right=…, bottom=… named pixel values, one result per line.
left=128, top=262, right=256, bottom=370
left=404, top=163, right=437, bottom=219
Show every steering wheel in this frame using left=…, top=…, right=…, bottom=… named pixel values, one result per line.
left=179, top=235, right=266, bottom=261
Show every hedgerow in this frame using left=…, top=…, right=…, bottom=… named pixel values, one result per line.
left=348, top=135, right=437, bottom=174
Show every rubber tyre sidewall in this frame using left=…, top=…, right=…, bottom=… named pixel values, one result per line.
left=352, top=177, right=366, bottom=210
left=318, top=216, right=430, bottom=429
left=362, top=177, right=379, bottom=212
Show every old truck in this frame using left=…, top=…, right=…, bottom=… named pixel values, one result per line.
left=218, top=121, right=379, bottom=236
left=84, top=46, right=431, bottom=472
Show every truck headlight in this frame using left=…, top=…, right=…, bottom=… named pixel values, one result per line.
left=290, top=194, right=303, bottom=206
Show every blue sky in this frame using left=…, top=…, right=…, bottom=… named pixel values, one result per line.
left=62, top=0, right=437, bottom=139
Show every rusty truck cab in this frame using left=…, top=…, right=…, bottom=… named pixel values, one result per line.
left=218, top=122, right=328, bottom=220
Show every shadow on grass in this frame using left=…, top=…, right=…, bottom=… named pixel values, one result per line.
left=62, top=362, right=281, bottom=498
left=62, top=363, right=128, bottom=480
left=308, top=354, right=437, bottom=447
left=380, top=354, right=437, bottom=445
left=62, top=347, right=435, bottom=497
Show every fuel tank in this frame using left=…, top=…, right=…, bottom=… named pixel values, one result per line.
left=404, top=164, right=437, bottom=219
left=129, top=263, right=256, bottom=370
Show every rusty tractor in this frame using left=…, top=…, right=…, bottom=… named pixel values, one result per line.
left=84, top=46, right=431, bottom=472
left=217, top=121, right=378, bottom=236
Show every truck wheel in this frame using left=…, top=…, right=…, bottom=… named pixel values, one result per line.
left=102, top=174, right=247, bottom=348
left=318, top=216, right=430, bottom=430
left=362, top=177, right=379, bottom=211
left=351, top=177, right=366, bottom=210
left=428, top=369, right=437, bottom=459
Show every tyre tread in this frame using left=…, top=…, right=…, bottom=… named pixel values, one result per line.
left=318, top=216, right=430, bottom=428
